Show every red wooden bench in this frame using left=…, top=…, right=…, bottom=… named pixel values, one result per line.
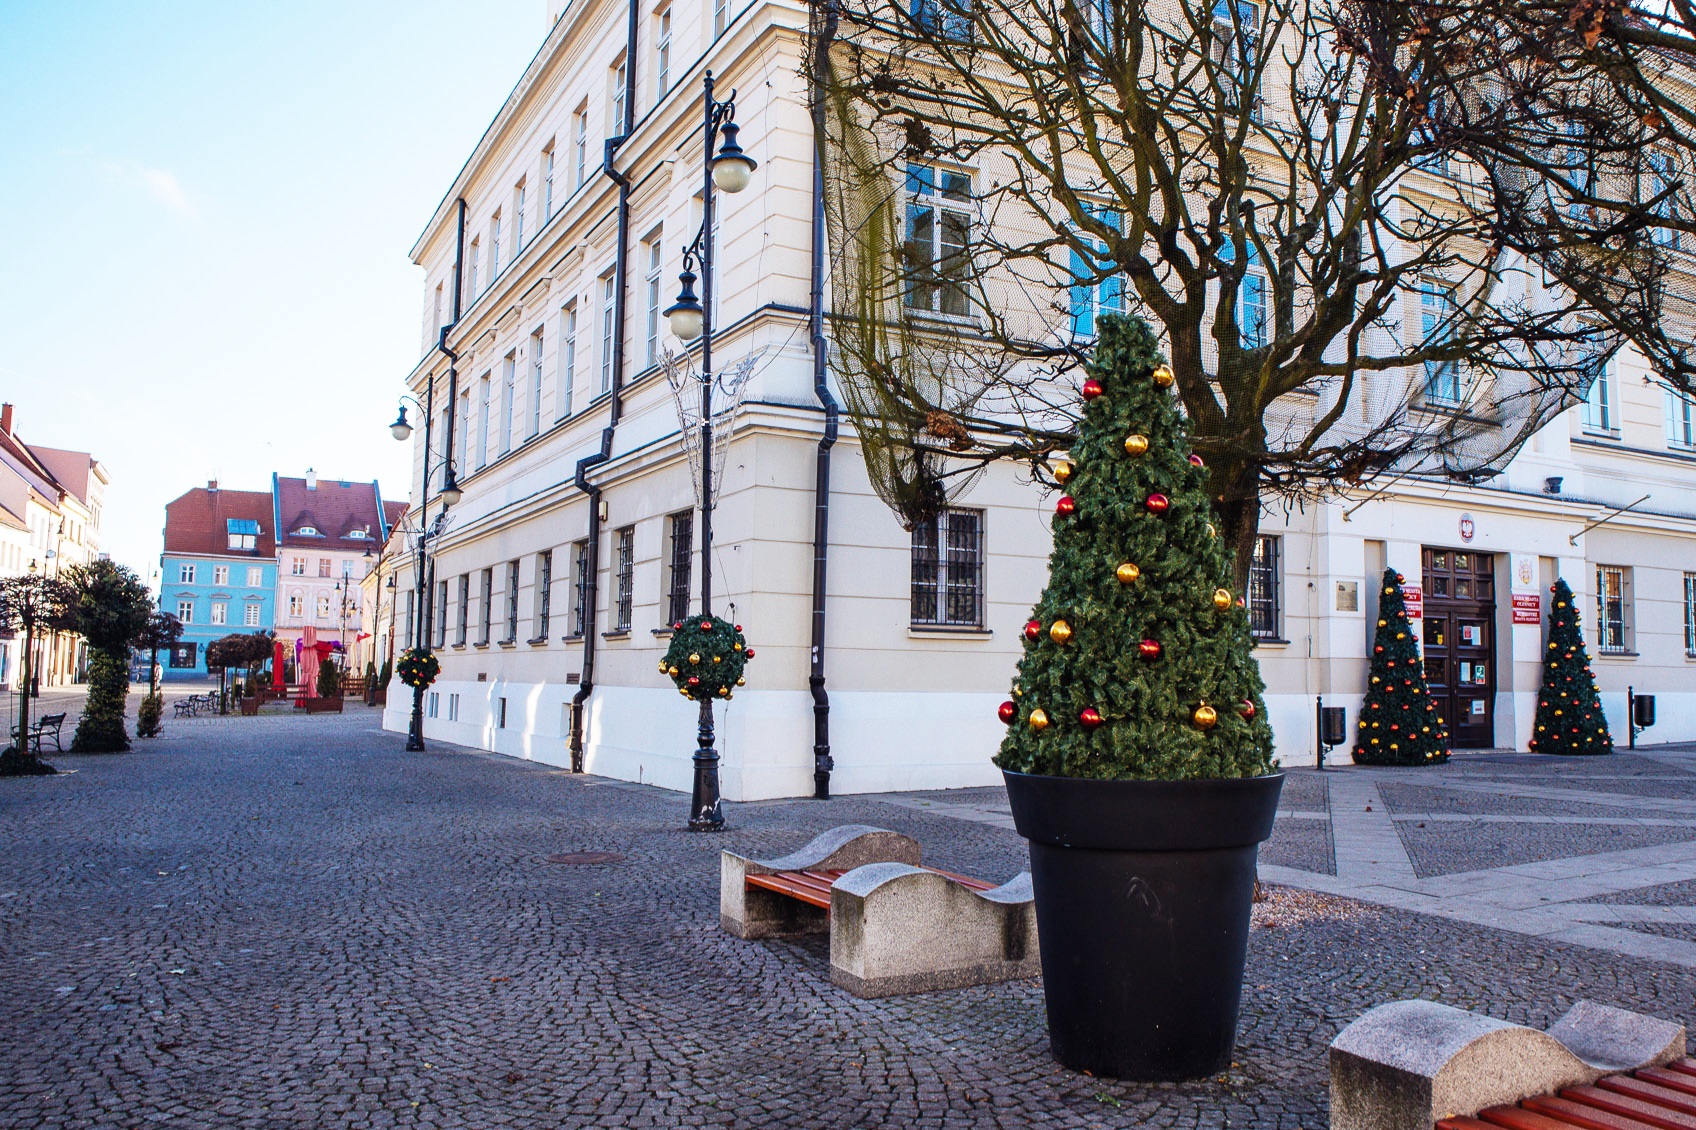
left=747, top=866, right=995, bottom=911
left=1439, top=1057, right=1696, bottom=1130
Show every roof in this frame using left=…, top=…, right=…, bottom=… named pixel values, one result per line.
left=383, top=500, right=408, bottom=537
left=29, top=447, right=101, bottom=505
left=162, top=488, right=277, bottom=558
left=274, top=476, right=387, bottom=552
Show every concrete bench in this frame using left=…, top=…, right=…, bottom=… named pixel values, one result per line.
left=1330, top=999, right=1686, bottom=1130
left=720, top=825, right=1040, bottom=998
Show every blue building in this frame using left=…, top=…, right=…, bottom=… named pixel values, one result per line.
left=158, top=483, right=278, bottom=681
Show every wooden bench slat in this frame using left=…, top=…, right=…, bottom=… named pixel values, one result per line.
left=1668, top=1062, right=1696, bottom=1080
left=1524, top=1094, right=1672, bottom=1130
left=746, top=863, right=1002, bottom=916
left=1637, top=1072, right=1696, bottom=1099
left=1598, top=1079, right=1696, bottom=1116
left=746, top=873, right=832, bottom=909
left=1478, top=1104, right=1597, bottom=1129
left=1439, top=1121, right=1505, bottom=1130
left=1560, top=1085, right=1696, bottom=1130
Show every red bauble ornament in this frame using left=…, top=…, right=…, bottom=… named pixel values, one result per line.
left=1187, top=453, right=1205, bottom=468
left=1079, top=707, right=1104, bottom=730
left=1239, top=699, right=1256, bottom=719
left=1081, top=378, right=1104, bottom=401
left=998, top=701, right=1017, bottom=725
left=1144, top=493, right=1170, bottom=514
left=1024, top=619, right=1042, bottom=642
left=687, top=676, right=701, bottom=687
left=745, top=649, right=755, bottom=659
left=673, top=621, right=684, bottom=631
left=1056, top=496, right=1077, bottom=516
left=734, top=624, right=742, bottom=631
left=701, top=621, right=713, bottom=630
left=1138, top=638, right=1163, bottom=661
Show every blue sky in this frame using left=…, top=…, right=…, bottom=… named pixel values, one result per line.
left=0, top=1, right=548, bottom=578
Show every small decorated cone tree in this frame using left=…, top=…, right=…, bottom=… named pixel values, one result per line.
left=1353, top=569, right=1450, bottom=765
left=1529, top=578, right=1613, bottom=755
left=995, top=318, right=1274, bottom=780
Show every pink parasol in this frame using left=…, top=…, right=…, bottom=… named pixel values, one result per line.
left=300, top=626, right=320, bottom=699
left=272, top=640, right=286, bottom=689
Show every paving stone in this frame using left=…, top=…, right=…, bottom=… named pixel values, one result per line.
left=1393, top=818, right=1696, bottom=878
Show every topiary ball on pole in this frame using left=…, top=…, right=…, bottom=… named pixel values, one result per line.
left=396, top=648, right=440, bottom=690
left=660, top=616, right=751, bottom=701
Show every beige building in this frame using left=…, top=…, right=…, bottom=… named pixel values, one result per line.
left=387, top=4, right=1696, bottom=796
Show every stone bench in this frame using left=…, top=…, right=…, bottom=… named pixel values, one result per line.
left=720, top=825, right=1040, bottom=998
left=1330, top=999, right=1686, bottom=1130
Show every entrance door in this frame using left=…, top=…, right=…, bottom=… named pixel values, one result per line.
left=1420, top=547, right=1496, bottom=748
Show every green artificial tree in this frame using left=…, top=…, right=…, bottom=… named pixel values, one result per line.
left=1529, top=578, right=1613, bottom=755
left=1353, top=569, right=1450, bottom=765
left=63, top=560, right=153, bottom=753
left=317, top=657, right=342, bottom=700
left=995, top=317, right=1274, bottom=781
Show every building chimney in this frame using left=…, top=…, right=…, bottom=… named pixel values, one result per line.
left=0, top=403, right=11, bottom=437
left=305, top=468, right=318, bottom=491
left=208, top=479, right=219, bottom=491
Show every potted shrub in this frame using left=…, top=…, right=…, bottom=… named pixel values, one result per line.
left=309, top=659, right=343, bottom=713
left=995, top=317, right=1282, bottom=1081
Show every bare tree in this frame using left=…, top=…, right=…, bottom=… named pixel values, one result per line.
left=814, top=0, right=1696, bottom=583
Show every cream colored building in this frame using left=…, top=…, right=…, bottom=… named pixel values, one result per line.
left=387, top=3, right=1696, bottom=796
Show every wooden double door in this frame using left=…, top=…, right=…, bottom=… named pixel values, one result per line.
left=1420, top=547, right=1497, bottom=749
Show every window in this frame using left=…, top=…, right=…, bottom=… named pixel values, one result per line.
left=469, top=238, right=480, bottom=297
left=1069, top=207, right=1121, bottom=339
left=514, top=181, right=526, bottom=252
left=714, top=0, right=728, bottom=36
left=456, top=574, right=469, bottom=646
left=504, top=559, right=521, bottom=641
left=319, top=558, right=331, bottom=578
left=297, top=526, right=320, bottom=537
left=428, top=691, right=438, bottom=719
left=490, top=210, right=502, bottom=278
left=170, top=643, right=198, bottom=669
left=543, top=144, right=555, bottom=219
left=226, top=518, right=259, bottom=550
left=434, top=282, right=444, bottom=332
left=910, top=508, right=983, bottom=627
left=246, top=566, right=263, bottom=587
left=655, top=9, right=672, bottom=97
left=1647, top=152, right=1681, bottom=249
left=600, top=274, right=617, bottom=393
left=1596, top=565, right=1629, bottom=654
left=903, top=164, right=971, bottom=317
left=317, top=594, right=331, bottom=619
left=211, top=601, right=227, bottom=626
left=1582, top=354, right=1617, bottom=434
left=1421, top=281, right=1460, bottom=405
left=559, top=303, right=578, bottom=419
left=611, top=57, right=628, bottom=136
left=480, top=568, right=494, bottom=644
left=1566, top=121, right=1595, bottom=223
left=644, top=237, right=663, bottom=365
left=178, top=563, right=196, bottom=584
left=529, top=328, right=545, bottom=437
left=1685, top=573, right=1696, bottom=657
left=1248, top=535, right=1281, bottom=640
left=666, top=510, right=693, bottom=623
left=1667, top=388, right=1696, bottom=450
left=570, top=539, right=589, bottom=636
left=614, top=526, right=635, bottom=632
left=457, top=390, right=471, bottom=479
left=404, top=589, right=415, bottom=647
left=501, top=352, right=517, bottom=455
left=911, top=0, right=971, bottom=39
left=244, top=603, right=261, bottom=627
left=449, top=692, right=460, bottom=722
left=478, top=373, right=492, bottom=467
left=498, top=697, right=508, bottom=729
left=178, top=600, right=194, bottom=624
left=1211, top=0, right=1259, bottom=89
left=574, top=106, right=589, bottom=190
left=536, top=550, right=553, bottom=639
left=289, top=594, right=304, bottom=618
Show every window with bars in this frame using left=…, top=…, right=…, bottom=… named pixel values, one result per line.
left=536, top=550, right=553, bottom=639
left=455, top=574, right=469, bottom=646
left=570, top=539, right=590, bottom=636
left=1685, top=573, right=1696, bottom=658
left=910, top=508, right=984, bottom=627
left=614, top=527, right=635, bottom=632
left=505, top=560, right=520, bottom=641
left=666, top=510, right=693, bottom=624
left=480, top=568, right=494, bottom=644
left=1596, top=564, right=1629, bottom=654
left=1248, top=535, right=1281, bottom=641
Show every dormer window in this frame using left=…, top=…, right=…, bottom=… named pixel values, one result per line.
left=226, top=518, right=259, bottom=551
left=296, top=526, right=321, bottom=537
left=348, top=528, right=370, bottom=539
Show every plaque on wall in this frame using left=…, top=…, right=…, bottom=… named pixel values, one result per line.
left=1336, top=581, right=1359, bottom=612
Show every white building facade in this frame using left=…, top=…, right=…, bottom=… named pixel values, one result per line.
left=388, top=2, right=1696, bottom=797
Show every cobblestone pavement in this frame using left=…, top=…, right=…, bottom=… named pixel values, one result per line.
left=5, top=717, right=1696, bottom=1129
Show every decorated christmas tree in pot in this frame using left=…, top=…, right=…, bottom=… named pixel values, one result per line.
left=1353, top=569, right=1450, bottom=765
left=1529, top=578, right=1612, bottom=755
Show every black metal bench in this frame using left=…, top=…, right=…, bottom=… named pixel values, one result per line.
left=25, top=713, right=66, bottom=753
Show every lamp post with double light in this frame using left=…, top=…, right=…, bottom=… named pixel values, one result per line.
left=389, top=393, right=461, bottom=751
left=663, top=70, right=757, bottom=832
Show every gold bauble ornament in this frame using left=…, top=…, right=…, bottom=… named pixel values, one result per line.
left=689, top=653, right=701, bottom=664
left=718, top=686, right=730, bottom=697
left=736, top=677, right=747, bottom=686
left=658, top=661, right=669, bottom=673
left=668, top=666, right=680, bottom=677
left=1152, top=364, right=1175, bottom=388
left=1116, top=562, right=1141, bottom=585
left=713, top=655, right=722, bottom=663
left=1053, top=460, right=1075, bottom=484
left=1212, top=588, right=1232, bottom=610
left=1049, top=620, right=1074, bottom=645
left=1206, top=523, right=1218, bottom=538
left=1193, top=703, right=1219, bottom=729
left=1029, top=708, right=1050, bottom=732
left=733, top=642, right=743, bottom=651
left=1124, top=434, right=1150, bottom=457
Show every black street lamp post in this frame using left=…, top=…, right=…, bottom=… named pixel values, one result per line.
left=665, top=70, right=758, bottom=832
left=389, top=387, right=461, bottom=752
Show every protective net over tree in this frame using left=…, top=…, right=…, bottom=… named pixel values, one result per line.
left=1529, top=578, right=1612, bottom=756
left=1353, top=569, right=1449, bottom=766
left=995, top=317, right=1274, bottom=781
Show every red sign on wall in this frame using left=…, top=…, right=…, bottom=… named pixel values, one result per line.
left=1402, top=584, right=1423, bottom=620
left=1512, top=593, right=1541, bottom=624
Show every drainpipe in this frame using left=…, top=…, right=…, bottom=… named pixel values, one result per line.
left=808, top=0, right=840, bottom=799
left=569, top=8, right=640, bottom=773
left=425, top=198, right=468, bottom=641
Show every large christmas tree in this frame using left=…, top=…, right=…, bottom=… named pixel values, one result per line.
left=1529, top=578, right=1613, bottom=755
left=994, top=317, right=1274, bottom=781
left=1353, top=569, right=1449, bottom=765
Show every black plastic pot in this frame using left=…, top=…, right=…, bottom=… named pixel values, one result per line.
left=1003, top=769, right=1284, bottom=1081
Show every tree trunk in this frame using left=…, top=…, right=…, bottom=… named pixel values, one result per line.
left=1212, top=458, right=1264, bottom=598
